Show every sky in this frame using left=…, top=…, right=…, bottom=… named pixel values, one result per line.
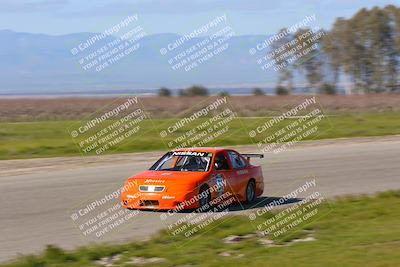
left=0, top=0, right=398, bottom=36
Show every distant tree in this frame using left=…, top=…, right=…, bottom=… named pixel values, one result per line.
left=320, top=83, right=337, bottom=95
left=252, top=88, right=265, bottom=96
left=294, top=28, right=324, bottom=94
left=323, top=5, right=400, bottom=93
left=218, top=91, right=230, bottom=96
left=181, top=85, right=209, bottom=96
left=321, top=22, right=344, bottom=88
left=158, top=87, right=171, bottom=97
left=270, top=28, right=294, bottom=93
left=178, top=89, right=186, bottom=96
left=276, top=86, right=289, bottom=95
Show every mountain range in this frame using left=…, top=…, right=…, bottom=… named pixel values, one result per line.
left=0, top=29, right=280, bottom=95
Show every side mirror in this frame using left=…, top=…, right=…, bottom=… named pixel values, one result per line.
left=214, top=162, right=220, bottom=170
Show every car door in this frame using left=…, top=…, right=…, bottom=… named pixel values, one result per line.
left=226, top=150, right=249, bottom=198
left=212, top=152, right=236, bottom=198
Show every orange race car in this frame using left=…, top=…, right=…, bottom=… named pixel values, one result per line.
left=121, top=148, right=264, bottom=211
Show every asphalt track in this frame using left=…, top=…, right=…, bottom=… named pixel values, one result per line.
left=1, top=137, right=400, bottom=262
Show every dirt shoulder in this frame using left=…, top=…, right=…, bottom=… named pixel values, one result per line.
left=1, top=94, right=400, bottom=121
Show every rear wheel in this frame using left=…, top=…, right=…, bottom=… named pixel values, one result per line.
left=246, top=180, right=256, bottom=203
left=198, top=185, right=211, bottom=211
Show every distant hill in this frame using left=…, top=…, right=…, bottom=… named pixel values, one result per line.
left=0, top=30, right=278, bottom=95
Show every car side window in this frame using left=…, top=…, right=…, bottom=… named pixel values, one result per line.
left=228, top=151, right=247, bottom=169
left=214, top=153, right=230, bottom=170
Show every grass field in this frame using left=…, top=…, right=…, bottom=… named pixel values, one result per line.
left=2, top=191, right=399, bottom=267
left=0, top=112, right=399, bottom=160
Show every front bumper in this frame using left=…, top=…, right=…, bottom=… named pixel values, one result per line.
left=121, top=191, right=198, bottom=210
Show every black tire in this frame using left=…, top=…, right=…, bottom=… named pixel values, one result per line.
left=198, top=185, right=211, bottom=211
left=245, top=180, right=256, bottom=203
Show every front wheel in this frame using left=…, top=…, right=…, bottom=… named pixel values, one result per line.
left=245, top=180, right=256, bottom=203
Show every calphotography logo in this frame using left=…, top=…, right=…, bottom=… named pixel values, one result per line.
left=70, top=14, right=146, bottom=72
left=250, top=14, right=317, bottom=56
left=157, top=96, right=251, bottom=151
left=67, top=96, right=154, bottom=156
left=248, top=96, right=332, bottom=154
left=248, top=177, right=333, bottom=242
left=159, top=14, right=235, bottom=72
left=158, top=179, right=239, bottom=247
left=68, top=180, right=140, bottom=240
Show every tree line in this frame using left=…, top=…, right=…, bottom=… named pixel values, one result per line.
left=158, top=85, right=269, bottom=97
left=274, top=5, right=400, bottom=94
left=158, top=85, right=209, bottom=97
left=159, top=5, right=400, bottom=96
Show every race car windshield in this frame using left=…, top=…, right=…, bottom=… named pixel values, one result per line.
left=149, top=151, right=212, bottom=172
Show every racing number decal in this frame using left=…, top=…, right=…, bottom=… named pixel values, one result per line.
left=215, top=173, right=225, bottom=197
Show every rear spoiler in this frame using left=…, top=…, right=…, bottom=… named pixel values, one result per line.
left=241, top=153, right=264, bottom=161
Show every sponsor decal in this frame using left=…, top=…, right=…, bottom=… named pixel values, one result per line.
left=236, top=169, right=249, bottom=175
left=144, top=179, right=165, bottom=183
left=172, top=151, right=211, bottom=157
left=215, top=173, right=225, bottom=197
left=162, top=196, right=176, bottom=200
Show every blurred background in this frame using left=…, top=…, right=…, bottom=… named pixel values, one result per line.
left=0, top=0, right=399, bottom=95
